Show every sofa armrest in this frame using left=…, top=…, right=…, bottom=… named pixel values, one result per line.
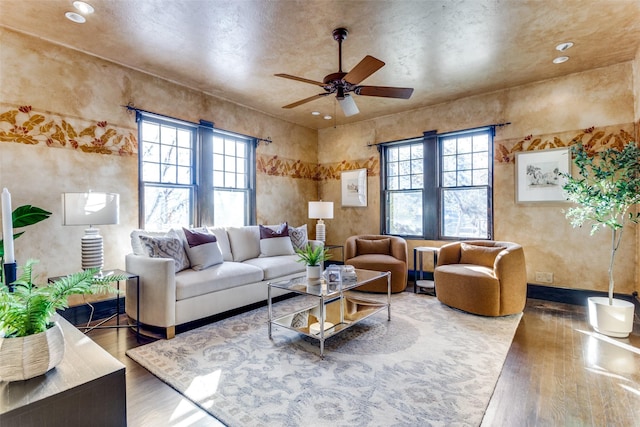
left=125, top=254, right=176, bottom=328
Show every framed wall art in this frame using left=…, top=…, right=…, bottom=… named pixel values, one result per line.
left=515, top=147, right=570, bottom=203
left=341, top=168, right=367, bottom=207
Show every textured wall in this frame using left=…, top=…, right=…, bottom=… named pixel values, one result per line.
left=318, top=63, right=638, bottom=295
left=0, top=28, right=317, bottom=279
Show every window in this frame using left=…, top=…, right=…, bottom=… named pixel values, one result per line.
left=382, top=127, right=493, bottom=240
left=138, top=112, right=255, bottom=230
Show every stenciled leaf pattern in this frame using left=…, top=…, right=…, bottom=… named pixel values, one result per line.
left=0, top=106, right=137, bottom=156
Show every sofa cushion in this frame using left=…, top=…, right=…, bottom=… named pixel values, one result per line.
left=459, top=243, right=504, bottom=268
left=130, top=229, right=170, bottom=255
left=183, top=227, right=224, bottom=271
left=174, top=262, right=264, bottom=300
left=243, top=255, right=304, bottom=280
left=259, top=223, right=295, bottom=257
left=289, top=224, right=308, bottom=251
left=207, top=226, right=233, bottom=262
left=227, top=226, right=260, bottom=262
left=356, top=238, right=391, bottom=256
left=138, top=231, right=190, bottom=273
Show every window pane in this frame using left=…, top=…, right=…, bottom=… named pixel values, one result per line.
left=442, top=138, right=456, bottom=155
left=236, top=142, right=246, bottom=158
left=161, top=143, right=177, bottom=164
left=177, top=129, right=191, bottom=148
left=473, top=134, right=488, bottom=151
left=177, top=147, right=191, bottom=166
left=224, top=172, right=235, bottom=188
left=411, top=144, right=423, bottom=159
left=387, top=176, right=399, bottom=190
left=160, top=126, right=176, bottom=146
left=214, top=190, right=246, bottom=227
left=458, top=170, right=472, bottom=186
left=458, top=137, right=472, bottom=153
left=213, top=136, right=224, bottom=153
left=442, top=188, right=488, bottom=238
left=142, top=141, right=160, bottom=162
left=399, top=175, right=411, bottom=189
left=226, top=155, right=236, bottom=172
left=398, top=160, right=411, bottom=176
left=213, top=153, right=224, bottom=170
left=457, top=154, right=472, bottom=170
left=398, top=146, right=411, bottom=161
left=473, top=169, right=488, bottom=185
left=213, top=170, right=224, bottom=186
left=442, top=155, right=456, bottom=172
left=142, top=122, right=160, bottom=143
left=177, top=166, right=191, bottom=184
left=388, top=147, right=398, bottom=162
left=388, top=191, right=423, bottom=235
left=162, top=165, right=177, bottom=183
left=144, top=186, right=191, bottom=231
left=142, top=162, right=160, bottom=182
left=411, top=159, right=423, bottom=175
left=473, top=152, right=487, bottom=168
left=225, top=139, right=235, bottom=155
left=442, top=171, right=457, bottom=187
left=387, top=162, right=398, bottom=177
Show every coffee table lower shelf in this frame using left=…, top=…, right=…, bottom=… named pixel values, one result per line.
left=269, top=292, right=390, bottom=358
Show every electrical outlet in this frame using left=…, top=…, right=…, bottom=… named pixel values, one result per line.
left=535, top=271, right=554, bottom=283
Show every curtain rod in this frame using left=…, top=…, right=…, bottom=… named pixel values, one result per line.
left=123, top=103, right=272, bottom=145
left=366, top=121, right=511, bottom=147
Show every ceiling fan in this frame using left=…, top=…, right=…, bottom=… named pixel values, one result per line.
left=275, top=28, right=414, bottom=117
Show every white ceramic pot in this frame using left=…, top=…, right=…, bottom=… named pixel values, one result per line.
left=0, top=322, right=65, bottom=381
left=587, top=296, right=635, bottom=338
left=306, top=265, right=322, bottom=280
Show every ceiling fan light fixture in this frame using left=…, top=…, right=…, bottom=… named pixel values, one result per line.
left=323, top=115, right=332, bottom=120
left=311, top=111, right=320, bottom=116
left=338, top=94, right=359, bottom=117
left=553, top=56, right=569, bottom=64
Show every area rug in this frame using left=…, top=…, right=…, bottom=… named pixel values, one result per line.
left=126, top=292, right=521, bottom=427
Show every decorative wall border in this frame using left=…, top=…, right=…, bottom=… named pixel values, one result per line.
left=495, top=123, right=636, bottom=163
left=0, top=105, right=137, bottom=156
left=257, top=154, right=379, bottom=181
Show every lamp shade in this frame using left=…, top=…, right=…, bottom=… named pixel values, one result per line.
left=308, top=201, right=333, bottom=219
left=61, top=192, right=119, bottom=226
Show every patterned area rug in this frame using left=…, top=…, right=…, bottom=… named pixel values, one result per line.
left=126, top=292, right=521, bottom=427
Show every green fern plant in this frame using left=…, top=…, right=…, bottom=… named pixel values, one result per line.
left=0, top=260, right=126, bottom=337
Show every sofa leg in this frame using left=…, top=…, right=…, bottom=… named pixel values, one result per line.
left=165, top=326, right=175, bottom=339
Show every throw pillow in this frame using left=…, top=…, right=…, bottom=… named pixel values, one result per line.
left=182, top=227, right=224, bottom=271
left=138, top=232, right=190, bottom=273
left=227, top=226, right=261, bottom=262
left=207, top=226, right=233, bottom=262
left=289, top=224, right=308, bottom=251
left=130, top=229, right=169, bottom=255
left=259, top=223, right=295, bottom=257
left=459, top=243, right=504, bottom=268
left=356, top=238, right=391, bottom=256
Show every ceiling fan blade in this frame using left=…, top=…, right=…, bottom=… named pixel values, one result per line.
left=356, top=85, right=414, bottom=99
left=275, top=73, right=326, bottom=87
left=282, top=93, right=327, bottom=109
left=344, top=55, right=385, bottom=85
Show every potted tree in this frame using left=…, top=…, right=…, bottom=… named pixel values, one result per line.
left=0, top=259, right=126, bottom=381
left=562, top=140, right=640, bottom=337
left=295, top=243, right=331, bottom=280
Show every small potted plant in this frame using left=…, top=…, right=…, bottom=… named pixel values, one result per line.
left=561, top=140, right=640, bottom=337
left=0, top=259, right=126, bottom=381
left=295, top=243, right=331, bottom=280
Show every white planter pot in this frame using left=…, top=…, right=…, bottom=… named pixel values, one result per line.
left=306, top=265, right=322, bottom=280
left=0, top=322, right=65, bottom=381
left=587, top=297, right=635, bottom=338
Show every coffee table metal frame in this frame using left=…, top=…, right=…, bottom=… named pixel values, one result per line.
left=268, top=269, right=391, bottom=358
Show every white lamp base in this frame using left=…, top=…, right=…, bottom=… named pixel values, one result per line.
left=81, top=227, right=104, bottom=271
left=315, top=219, right=326, bottom=242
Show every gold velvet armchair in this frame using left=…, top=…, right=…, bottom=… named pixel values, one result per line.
left=434, top=240, right=527, bottom=316
left=344, top=235, right=408, bottom=293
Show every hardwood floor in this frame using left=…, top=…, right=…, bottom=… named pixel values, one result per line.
left=88, top=297, right=640, bottom=426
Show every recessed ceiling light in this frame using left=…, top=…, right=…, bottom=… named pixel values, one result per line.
left=555, top=42, right=574, bottom=52
left=323, top=115, right=332, bottom=120
left=311, top=111, right=320, bottom=116
left=65, top=12, right=86, bottom=23
left=73, top=1, right=94, bottom=14
left=553, top=56, right=569, bottom=64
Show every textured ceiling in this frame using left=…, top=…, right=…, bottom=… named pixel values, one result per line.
left=1, top=0, right=640, bottom=129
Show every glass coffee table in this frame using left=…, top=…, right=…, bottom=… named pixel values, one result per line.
left=267, top=269, right=391, bottom=358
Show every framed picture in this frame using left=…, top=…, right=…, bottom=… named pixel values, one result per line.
left=341, top=168, right=367, bottom=207
left=515, top=147, right=570, bottom=203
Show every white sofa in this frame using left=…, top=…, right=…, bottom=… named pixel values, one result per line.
left=125, top=224, right=318, bottom=338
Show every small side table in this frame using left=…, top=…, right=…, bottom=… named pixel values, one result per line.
left=413, top=246, right=439, bottom=295
left=324, top=244, right=344, bottom=267
left=48, top=269, right=140, bottom=341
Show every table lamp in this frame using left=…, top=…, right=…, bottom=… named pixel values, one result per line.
left=62, top=192, right=119, bottom=271
left=308, top=201, right=333, bottom=242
